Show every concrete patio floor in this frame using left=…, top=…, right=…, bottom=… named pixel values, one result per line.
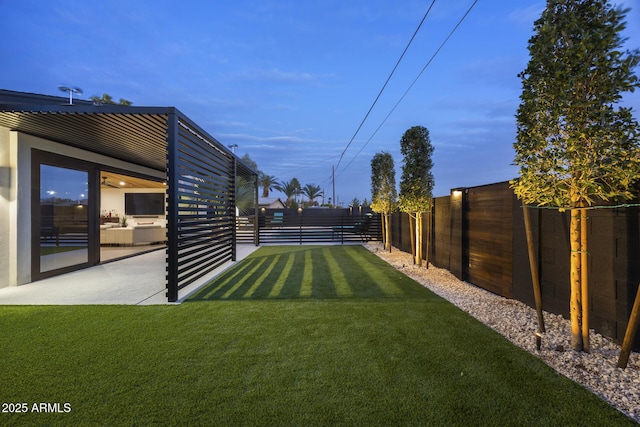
left=0, top=245, right=260, bottom=305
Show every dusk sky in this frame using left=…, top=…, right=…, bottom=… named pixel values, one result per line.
left=2, top=0, right=639, bottom=203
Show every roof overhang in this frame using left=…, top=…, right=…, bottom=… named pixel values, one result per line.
left=0, top=104, right=172, bottom=171
left=0, top=103, right=258, bottom=177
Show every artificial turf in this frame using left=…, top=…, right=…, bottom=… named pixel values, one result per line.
left=0, top=245, right=634, bottom=425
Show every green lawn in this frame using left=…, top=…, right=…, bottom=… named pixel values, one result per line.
left=0, top=246, right=633, bottom=426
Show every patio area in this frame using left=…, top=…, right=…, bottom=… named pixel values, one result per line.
left=0, top=245, right=259, bottom=305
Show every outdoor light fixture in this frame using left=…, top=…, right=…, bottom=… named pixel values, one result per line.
left=58, top=85, right=83, bottom=105
left=297, top=207, right=303, bottom=215
left=228, top=144, right=238, bottom=153
left=535, top=331, right=542, bottom=350
left=260, top=207, right=266, bottom=214
left=452, top=190, right=463, bottom=198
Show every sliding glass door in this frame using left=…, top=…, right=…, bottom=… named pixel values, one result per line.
left=32, top=151, right=98, bottom=280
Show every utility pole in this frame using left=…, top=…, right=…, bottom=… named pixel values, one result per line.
left=332, top=165, right=336, bottom=208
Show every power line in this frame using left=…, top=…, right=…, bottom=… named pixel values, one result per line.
left=334, top=0, right=437, bottom=172
left=337, top=0, right=479, bottom=177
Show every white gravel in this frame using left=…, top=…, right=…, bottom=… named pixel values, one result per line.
left=365, top=242, right=640, bottom=423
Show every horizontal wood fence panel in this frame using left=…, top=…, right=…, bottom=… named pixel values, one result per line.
left=466, top=182, right=513, bottom=298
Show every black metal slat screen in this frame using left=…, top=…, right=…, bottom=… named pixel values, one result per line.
left=236, top=209, right=383, bottom=245
left=166, top=114, right=235, bottom=301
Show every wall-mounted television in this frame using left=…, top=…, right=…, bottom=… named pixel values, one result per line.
left=124, top=192, right=165, bottom=216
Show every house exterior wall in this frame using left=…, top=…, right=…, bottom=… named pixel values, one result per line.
left=0, top=128, right=17, bottom=287
left=0, top=129, right=165, bottom=288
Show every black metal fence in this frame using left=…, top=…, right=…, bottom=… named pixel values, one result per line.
left=237, top=208, right=382, bottom=245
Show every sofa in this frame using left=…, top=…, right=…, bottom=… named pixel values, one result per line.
left=100, top=222, right=167, bottom=246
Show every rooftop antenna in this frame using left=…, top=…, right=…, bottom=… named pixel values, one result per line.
left=58, top=85, right=83, bottom=105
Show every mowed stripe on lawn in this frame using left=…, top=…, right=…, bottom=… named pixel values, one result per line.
left=189, top=245, right=429, bottom=301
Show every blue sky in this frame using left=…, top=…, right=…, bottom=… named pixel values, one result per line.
left=2, top=1, right=639, bottom=203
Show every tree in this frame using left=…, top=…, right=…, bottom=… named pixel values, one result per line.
left=240, top=154, right=259, bottom=173
left=301, top=184, right=323, bottom=206
left=349, top=197, right=361, bottom=208
left=512, top=0, right=640, bottom=352
left=90, top=93, right=132, bottom=106
left=398, top=126, right=434, bottom=266
left=290, top=178, right=302, bottom=203
left=275, top=180, right=301, bottom=207
left=370, top=152, right=397, bottom=252
left=259, top=173, right=278, bottom=198
left=235, top=175, right=255, bottom=215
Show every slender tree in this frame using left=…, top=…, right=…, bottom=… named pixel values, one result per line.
left=512, top=0, right=640, bottom=352
left=370, top=152, right=397, bottom=252
left=259, top=173, right=278, bottom=198
left=398, top=126, right=434, bottom=266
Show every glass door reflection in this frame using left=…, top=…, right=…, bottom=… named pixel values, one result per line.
left=40, top=164, right=89, bottom=272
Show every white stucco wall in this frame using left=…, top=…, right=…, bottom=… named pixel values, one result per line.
left=0, top=128, right=17, bottom=287
left=0, top=129, right=165, bottom=288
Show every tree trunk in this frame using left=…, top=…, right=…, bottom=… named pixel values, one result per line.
left=385, top=214, right=392, bottom=253
left=570, top=209, right=583, bottom=352
left=618, top=283, right=640, bottom=368
left=581, top=208, right=590, bottom=352
left=425, top=201, right=432, bottom=269
left=523, top=205, right=545, bottom=332
left=415, top=212, right=422, bottom=266
left=409, top=213, right=416, bottom=264
left=381, top=214, right=387, bottom=250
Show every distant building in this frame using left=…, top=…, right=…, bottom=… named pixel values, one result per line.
left=259, top=197, right=286, bottom=209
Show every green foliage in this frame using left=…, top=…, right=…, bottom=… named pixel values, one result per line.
left=512, top=0, right=640, bottom=208
left=370, top=151, right=397, bottom=214
left=301, top=183, right=323, bottom=205
left=290, top=178, right=301, bottom=192
left=350, top=197, right=361, bottom=207
left=89, top=93, right=132, bottom=106
left=398, top=126, right=434, bottom=213
left=258, top=173, right=278, bottom=198
left=275, top=179, right=302, bottom=207
left=240, top=153, right=259, bottom=173
left=235, top=175, right=255, bottom=214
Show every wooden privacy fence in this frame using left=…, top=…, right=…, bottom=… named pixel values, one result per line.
left=391, top=181, right=640, bottom=350
left=237, top=208, right=382, bottom=245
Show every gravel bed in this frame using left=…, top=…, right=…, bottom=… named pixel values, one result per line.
left=365, top=242, right=640, bottom=423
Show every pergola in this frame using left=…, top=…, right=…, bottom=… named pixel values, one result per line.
left=0, top=101, right=258, bottom=302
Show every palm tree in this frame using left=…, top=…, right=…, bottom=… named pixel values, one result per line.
left=301, top=184, right=323, bottom=206
left=235, top=175, right=255, bottom=215
left=259, top=173, right=278, bottom=198
left=275, top=180, right=301, bottom=208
